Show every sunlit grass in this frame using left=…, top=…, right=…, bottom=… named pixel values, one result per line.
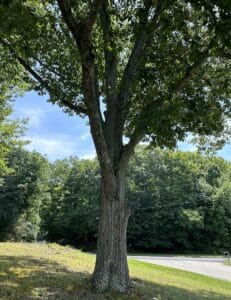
left=0, top=242, right=231, bottom=299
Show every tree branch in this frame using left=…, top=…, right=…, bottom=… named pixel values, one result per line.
left=106, top=0, right=167, bottom=160
left=58, top=0, right=104, bottom=43
left=172, top=35, right=218, bottom=93
left=119, top=132, right=144, bottom=168
left=57, top=1, right=114, bottom=173
left=19, top=56, right=87, bottom=114
left=0, top=39, right=87, bottom=115
left=117, top=0, right=167, bottom=106
left=57, top=0, right=80, bottom=44
left=100, top=0, right=118, bottom=149
left=21, top=60, right=87, bottom=114
left=100, top=0, right=117, bottom=105
left=33, top=56, right=68, bottom=81
left=84, top=0, right=105, bottom=31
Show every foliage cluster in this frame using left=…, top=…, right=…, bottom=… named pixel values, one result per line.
left=1, top=146, right=230, bottom=254
left=0, top=148, right=49, bottom=241
left=0, top=96, right=25, bottom=176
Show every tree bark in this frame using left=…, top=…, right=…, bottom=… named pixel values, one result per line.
left=93, top=166, right=131, bottom=292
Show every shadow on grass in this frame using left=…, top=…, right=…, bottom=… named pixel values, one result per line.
left=0, top=255, right=92, bottom=300
left=0, top=255, right=230, bottom=300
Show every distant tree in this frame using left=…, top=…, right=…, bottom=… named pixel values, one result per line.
left=40, top=150, right=231, bottom=253
left=213, top=181, right=231, bottom=250
left=0, top=148, right=49, bottom=241
left=42, top=159, right=100, bottom=246
left=127, top=149, right=204, bottom=251
left=0, top=0, right=230, bottom=291
left=0, top=37, right=29, bottom=176
left=127, top=148, right=231, bottom=253
left=40, top=158, right=73, bottom=240
left=0, top=97, right=25, bottom=177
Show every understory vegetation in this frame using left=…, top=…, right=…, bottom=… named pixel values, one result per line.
left=0, top=242, right=231, bottom=300
left=0, top=146, right=230, bottom=254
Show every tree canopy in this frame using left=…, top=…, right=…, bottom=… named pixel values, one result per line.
left=0, top=0, right=230, bottom=154
left=0, top=0, right=230, bottom=292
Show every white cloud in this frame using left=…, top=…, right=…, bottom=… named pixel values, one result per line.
left=80, top=131, right=91, bottom=141
left=24, top=133, right=96, bottom=161
left=15, top=107, right=46, bottom=128
left=177, top=142, right=196, bottom=152
left=81, top=152, right=96, bottom=160
left=25, top=135, right=78, bottom=161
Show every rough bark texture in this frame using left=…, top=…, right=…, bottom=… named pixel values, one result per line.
left=93, top=167, right=131, bottom=292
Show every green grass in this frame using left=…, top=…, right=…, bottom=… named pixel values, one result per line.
left=0, top=243, right=231, bottom=300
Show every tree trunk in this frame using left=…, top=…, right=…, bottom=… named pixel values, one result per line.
left=93, top=166, right=131, bottom=292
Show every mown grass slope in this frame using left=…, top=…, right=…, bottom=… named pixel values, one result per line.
left=0, top=243, right=231, bottom=299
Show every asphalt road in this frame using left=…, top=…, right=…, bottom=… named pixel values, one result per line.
left=129, top=256, right=231, bottom=282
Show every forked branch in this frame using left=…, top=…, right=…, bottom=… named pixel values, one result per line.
left=118, top=0, right=167, bottom=107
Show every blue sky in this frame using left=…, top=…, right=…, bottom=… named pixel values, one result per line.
left=11, top=91, right=230, bottom=162
left=12, top=92, right=95, bottom=161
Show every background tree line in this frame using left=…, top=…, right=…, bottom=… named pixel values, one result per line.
left=0, top=145, right=230, bottom=254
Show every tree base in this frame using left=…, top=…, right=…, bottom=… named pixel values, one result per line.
left=93, top=272, right=131, bottom=293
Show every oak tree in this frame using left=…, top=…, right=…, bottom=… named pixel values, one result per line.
left=0, top=0, right=230, bottom=292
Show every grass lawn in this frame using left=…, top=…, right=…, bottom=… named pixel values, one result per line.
left=0, top=243, right=231, bottom=300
